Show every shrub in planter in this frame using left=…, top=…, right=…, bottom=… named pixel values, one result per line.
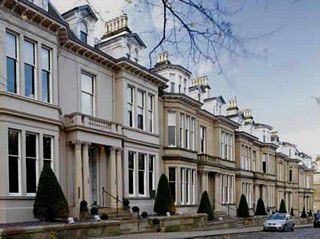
left=237, top=194, right=249, bottom=218
left=80, top=201, right=88, bottom=213
left=123, top=199, right=130, bottom=210
left=33, top=164, right=69, bottom=221
left=301, top=207, right=307, bottom=218
left=290, top=208, right=294, bottom=216
left=132, top=206, right=140, bottom=213
left=197, top=191, right=214, bottom=221
left=154, top=174, right=176, bottom=215
left=279, top=199, right=287, bottom=213
left=255, top=198, right=267, bottom=216
left=141, top=211, right=148, bottom=219
left=100, top=213, right=109, bottom=220
left=91, top=207, right=99, bottom=215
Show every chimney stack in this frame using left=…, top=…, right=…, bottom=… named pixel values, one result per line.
left=243, top=109, right=253, bottom=124
left=103, top=14, right=129, bottom=38
left=157, top=51, right=169, bottom=63
left=226, top=97, right=239, bottom=116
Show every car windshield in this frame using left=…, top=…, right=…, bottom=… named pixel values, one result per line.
left=268, top=214, right=286, bottom=220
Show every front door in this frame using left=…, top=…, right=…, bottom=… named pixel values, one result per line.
left=89, top=148, right=98, bottom=205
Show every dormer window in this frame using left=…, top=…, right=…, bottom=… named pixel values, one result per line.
left=80, top=22, right=88, bottom=43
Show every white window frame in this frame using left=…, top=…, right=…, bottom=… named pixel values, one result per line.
left=25, top=132, right=39, bottom=196
left=127, top=85, right=135, bottom=127
left=8, top=129, right=22, bottom=196
left=6, top=30, right=20, bottom=94
left=81, top=72, right=95, bottom=116
left=137, top=90, right=145, bottom=130
left=41, top=46, right=52, bottom=103
left=147, top=94, right=154, bottom=133
left=168, top=112, right=176, bottom=147
left=24, top=38, right=37, bottom=99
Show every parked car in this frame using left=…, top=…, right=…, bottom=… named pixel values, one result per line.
left=263, top=213, right=294, bottom=232
left=313, top=212, right=320, bottom=228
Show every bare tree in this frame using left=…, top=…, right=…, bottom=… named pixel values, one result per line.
left=127, top=0, right=249, bottom=71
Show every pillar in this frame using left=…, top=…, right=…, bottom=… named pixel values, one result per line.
left=214, top=173, right=221, bottom=211
left=74, top=141, right=82, bottom=218
left=82, top=143, right=90, bottom=205
left=116, top=149, right=123, bottom=203
left=109, top=147, right=117, bottom=208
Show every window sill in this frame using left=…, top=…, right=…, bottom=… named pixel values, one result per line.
left=0, top=195, right=36, bottom=200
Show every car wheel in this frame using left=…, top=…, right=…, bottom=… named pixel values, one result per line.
left=291, top=226, right=294, bottom=231
left=283, top=225, right=288, bottom=232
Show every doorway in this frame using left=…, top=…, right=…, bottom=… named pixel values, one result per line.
left=89, top=147, right=98, bottom=205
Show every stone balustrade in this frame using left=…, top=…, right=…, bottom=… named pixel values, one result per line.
left=64, top=112, right=122, bottom=135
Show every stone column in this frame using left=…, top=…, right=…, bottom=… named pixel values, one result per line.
left=82, top=143, right=90, bottom=205
left=74, top=141, right=83, bottom=218
left=214, top=173, right=221, bottom=211
left=109, top=147, right=117, bottom=208
left=116, top=149, right=123, bottom=203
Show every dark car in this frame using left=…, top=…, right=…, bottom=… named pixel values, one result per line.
left=313, top=213, right=320, bottom=228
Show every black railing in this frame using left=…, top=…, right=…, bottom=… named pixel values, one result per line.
left=102, top=187, right=127, bottom=218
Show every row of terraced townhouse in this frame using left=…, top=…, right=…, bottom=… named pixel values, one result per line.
left=0, top=0, right=315, bottom=223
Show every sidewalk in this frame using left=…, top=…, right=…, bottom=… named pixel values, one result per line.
left=103, top=223, right=313, bottom=239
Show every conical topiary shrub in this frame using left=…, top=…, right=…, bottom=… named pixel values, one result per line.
left=301, top=207, right=307, bottom=218
left=237, top=194, right=249, bottom=217
left=279, top=199, right=287, bottom=213
left=197, top=191, right=214, bottom=221
left=255, top=198, right=267, bottom=216
left=33, top=164, right=69, bottom=221
left=154, top=174, right=176, bottom=215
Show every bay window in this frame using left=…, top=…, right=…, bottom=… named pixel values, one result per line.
left=137, top=90, right=145, bottom=130
left=81, top=72, right=94, bottom=115
left=26, top=133, right=37, bottom=194
left=168, top=112, right=176, bottom=146
left=8, top=129, right=20, bottom=194
left=127, top=86, right=134, bottom=127
left=24, top=40, right=36, bottom=98
left=6, top=32, right=18, bottom=93
left=128, top=151, right=154, bottom=197
left=41, top=47, right=51, bottom=102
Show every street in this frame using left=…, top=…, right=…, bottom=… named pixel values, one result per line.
left=205, top=228, right=320, bottom=239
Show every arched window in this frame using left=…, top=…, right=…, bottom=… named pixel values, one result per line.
left=80, top=22, right=88, bottom=43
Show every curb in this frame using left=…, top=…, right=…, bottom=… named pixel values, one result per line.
left=185, top=224, right=313, bottom=238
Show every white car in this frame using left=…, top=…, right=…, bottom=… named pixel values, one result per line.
left=263, top=213, right=295, bottom=232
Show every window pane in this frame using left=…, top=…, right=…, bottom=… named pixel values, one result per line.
left=138, top=154, right=145, bottom=195
left=24, top=40, right=35, bottom=65
left=6, top=32, right=17, bottom=58
left=8, top=130, right=19, bottom=155
left=41, top=48, right=50, bottom=71
left=81, top=73, right=93, bottom=93
left=26, top=133, right=36, bottom=158
left=81, top=92, right=93, bottom=115
left=25, top=64, right=35, bottom=98
left=138, top=154, right=145, bottom=170
left=43, top=136, right=52, bottom=159
left=168, top=126, right=176, bottom=146
left=6, top=58, right=17, bottom=93
left=137, top=114, right=143, bottom=129
left=42, top=70, right=50, bottom=102
left=139, top=171, right=144, bottom=194
left=9, top=156, right=19, bottom=193
left=80, top=32, right=87, bottom=43
left=44, top=159, right=51, bottom=169
left=26, top=158, right=36, bottom=193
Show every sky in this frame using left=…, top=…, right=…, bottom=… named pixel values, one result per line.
left=51, top=0, right=320, bottom=158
